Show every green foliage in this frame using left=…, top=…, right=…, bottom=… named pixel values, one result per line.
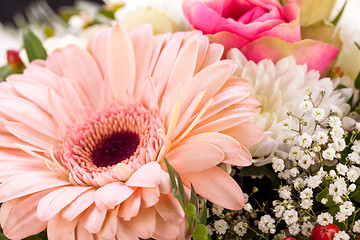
left=355, top=72, right=360, bottom=90
left=23, top=29, right=47, bottom=62
left=331, top=0, right=348, bottom=25
left=163, top=157, right=209, bottom=240
left=316, top=188, right=336, bottom=207
left=350, top=184, right=360, bottom=203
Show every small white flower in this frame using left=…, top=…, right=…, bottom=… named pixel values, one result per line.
left=329, top=177, right=348, bottom=200
left=300, top=199, right=313, bottom=209
left=335, top=211, right=348, bottom=222
left=278, top=186, right=292, bottom=200
left=331, top=126, right=345, bottom=139
left=347, top=166, right=360, bottom=182
left=301, top=222, right=314, bottom=237
left=297, top=133, right=312, bottom=148
left=233, top=221, right=247, bottom=237
left=329, top=116, right=342, bottom=128
left=270, top=228, right=276, bottom=234
left=353, top=220, right=360, bottom=233
left=317, top=167, right=327, bottom=178
left=206, top=225, right=213, bottom=235
left=278, top=170, right=291, bottom=180
left=349, top=184, right=356, bottom=192
left=283, top=209, right=298, bottom=225
left=305, top=175, right=322, bottom=189
left=300, top=100, right=313, bottom=113
left=289, top=167, right=299, bottom=177
left=288, top=223, right=300, bottom=235
left=339, top=201, right=355, bottom=216
left=258, top=215, right=275, bottom=234
left=333, top=231, right=350, bottom=240
left=314, top=130, right=329, bottom=145
left=329, top=170, right=337, bottom=178
left=323, top=147, right=336, bottom=160
left=300, top=188, right=313, bottom=199
left=348, top=152, right=360, bottom=164
left=289, top=146, right=303, bottom=160
left=213, top=219, right=229, bottom=235
left=333, top=138, right=346, bottom=152
left=298, top=155, right=314, bottom=169
left=244, top=203, right=253, bottom=212
left=317, top=212, right=333, bottom=226
left=312, top=108, right=325, bottom=120
left=352, top=140, right=360, bottom=152
left=244, top=193, right=249, bottom=203
left=321, top=198, right=328, bottom=205
left=211, top=204, right=224, bottom=216
left=336, top=163, right=348, bottom=176
left=281, top=118, right=293, bottom=130
left=274, top=205, right=285, bottom=218
left=293, top=177, right=305, bottom=190
left=272, top=158, right=285, bottom=172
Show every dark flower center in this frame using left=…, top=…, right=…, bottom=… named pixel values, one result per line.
left=91, top=132, right=140, bottom=167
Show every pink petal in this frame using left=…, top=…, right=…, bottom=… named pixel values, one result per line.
left=166, top=142, right=224, bottom=173
left=241, top=37, right=339, bottom=73
left=79, top=204, right=107, bottom=233
left=96, top=207, right=118, bottom=239
left=154, top=194, right=184, bottom=225
left=222, top=121, right=264, bottom=148
left=0, top=132, right=42, bottom=152
left=222, top=143, right=252, bottom=167
left=116, top=220, right=139, bottom=240
left=125, top=162, right=162, bottom=188
left=37, top=186, right=91, bottom=221
left=75, top=226, right=95, bottom=240
left=121, top=207, right=156, bottom=239
left=47, top=214, right=78, bottom=240
left=199, top=42, right=224, bottom=69
left=62, top=189, right=96, bottom=221
left=0, top=172, right=70, bottom=202
left=108, top=24, right=136, bottom=105
left=95, top=182, right=134, bottom=210
left=0, top=191, right=50, bottom=239
left=118, top=190, right=141, bottom=221
left=183, top=166, right=245, bottom=210
left=141, top=187, right=160, bottom=208
left=152, top=213, right=181, bottom=240
left=208, top=31, right=250, bottom=57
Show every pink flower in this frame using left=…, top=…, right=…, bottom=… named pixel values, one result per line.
left=0, top=24, right=262, bottom=239
left=183, top=0, right=339, bottom=73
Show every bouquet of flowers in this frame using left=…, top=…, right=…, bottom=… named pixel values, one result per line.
left=0, top=0, right=359, bottom=239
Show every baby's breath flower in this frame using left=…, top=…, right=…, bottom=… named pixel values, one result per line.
left=233, top=221, right=247, bottom=237
left=274, top=205, right=285, bottom=218
left=335, top=211, right=347, bottom=222
left=301, top=222, right=314, bottom=237
left=272, top=157, right=285, bottom=172
left=298, top=155, right=314, bottom=169
left=333, top=138, right=346, bottom=152
left=353, top=220, right=360, bottom=233
left=289, top=146, right=303, bottom=160
left=213, top=219, right=228, bottom=235
left=314, top=130, right=329, bottom=145
left=211, top=204, right=224, bottom=216
left=339, top=201, right=355, bottom=216
left=329, top=116, right=342, bottom=128
left=297, top=133, right=312, bottom=148
left=258, top=215, right=275, bottom=234
left=300, top=100, right=313, bottom=113
left=336, top=163, right=348, bottom=176
left=288, top=223, right=300, bottom=235
left=317, top=212, right=333, bottom=226
left=293, top=177, right=304, bottom=190
left=305, top=175, right=322, bottom=189
left=323, top=147, right=336, bottom=160
left=244, top=203, right=253, bottom=212
left=347, top=166, right=360, bottom=182
left=349, top=184, right=356, bottom=192
left=278, top=186, right=292, bottom=200
left=333, top=231, right=350, bottom=240
left=312, top=108, right=325, bottom=120
left=300, top=199, right=313, bottom=209
left=300, top=188, right=313, bottom=199
left=282, top=209, right=298, bottom=225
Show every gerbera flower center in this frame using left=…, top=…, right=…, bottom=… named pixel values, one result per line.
left=58, top=104, right=165, bottom=187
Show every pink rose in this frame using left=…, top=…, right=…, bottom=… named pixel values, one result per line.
left=183, top=0, right=339, bottom=73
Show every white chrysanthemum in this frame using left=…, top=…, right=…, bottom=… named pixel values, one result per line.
left=228, top=49, right=350, bottom=165
left=113, top=0, right=189, bottom=34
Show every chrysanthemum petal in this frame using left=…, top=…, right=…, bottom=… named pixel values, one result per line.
left=47, top=214, right=78, bottom=240
left=0, top=172, right=70, bottom=202
left=118, top=190, right=141, bottom=221
left=108, top=24, right=136, bottom=105
left=95, top=182, right=134, bottom=210
left=37, top=186, right=91, bottom=221
left=166, top=142, right=224, bottom=173
left=183, top=166, right=244, bottom=210
left=62, top=189, right=96, bottom=222
left=0, top=191, right=49, bottom=239
left=222, top=121, right=264, bottom=148
left=125, top=162, right=162, bottom=188
left=121, top=207, right=156, bottom=239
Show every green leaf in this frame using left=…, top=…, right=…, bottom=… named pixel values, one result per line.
left=98, top=9, right=116, bottom=20
left=200, top=203, right=207, bottom=225
left=356, top=107, right=360, bottom=115
left=23, top=29, right=47, bottom=62
left=239, top=165, right=280, bottom=187
left=185, top=203, right=198, bottom=220
left=350, top=184, right=360, bottom=203
left=174, top=171, right=186, bottom=206
left=355, top=42, right=360, bottom=50
left=163, top=157, right=177, bottom=192
left=189, top=184, right=198, bottom=210
left=331, top=0, right=348, bottom=25
left=355, top=72, right=360, bottom=90
left=316, top=188, right=336, bottom=207
left=0, top=65, right=12, bottom=81
left=193, top=224, right=209, bottom=240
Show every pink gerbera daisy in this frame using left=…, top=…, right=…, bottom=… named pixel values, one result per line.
left=0, top=24, right=262, bottom=239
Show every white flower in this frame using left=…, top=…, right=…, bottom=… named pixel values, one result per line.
left=213, top=219, right=229, bottom=235
left=293, top=177, right=305, bottom=190
left=333, top=231, right=350, bottom=240
left=306, top=175, right=322, bottom=188
left=353, top=220, right=360, bottom=233
left=278, top=186, right=292, bottom=200
left=317, top=212, right=333, bottom=226
left=272, top=158, right=285, bottom=172
left=352, top=141, right=360, bottom=152
left=336, top=163, right=348, bottom=176
left=329, top=177, right=348, bottom=200
left=206, top=225, right=213, bottom=235
left=300, top=188, right=313, bottom=199
left=329, top=116, right=342, bottom=128
left=283, top=209, right=298, bottom=225
left=288, top=223, right=300, bottom=235
left=244, top=193, right=249, bottom=203
left=229, top=50, right=349, bottom=165
left=258, top=215, right=275, bottom=234
left=301, top=222, right=314, bottom=237
left=289, top=167, right=299, bottom=177
left=333, top=138, right=346, bottom=152
left=233, top=221, right=247, bottom=237
left=347, top=166, right=360, bottom=182
left=339, top=201, right=355, bottom=216
left=312, top=108, right=325, bottom=120
left=300, top=199, right=313, bottom=209
left=322, top=147, right=336, bottom=160
left=348, top=152, right=360, bottom=164
left=289, top=146, right=303, bottom=161
left=298, top=155, right=314, bottom=169
left=244, top=203, right=253, bottom=212
left=300, top=100, right=313, bottom=113
left=315, top=130, right=329, bottom=145
left=278, top=170, right=291, bottom=180
left=335, top=212, right=347, bottom=222
left=274, top=205, right=285, bottom=218
left=297, top=133, right=313, bottom=148
left=349, top=184, right=356, bottom=192
left=211, top=204, right=224, bottom=216
left=331, top=126, right=345, bottom=139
